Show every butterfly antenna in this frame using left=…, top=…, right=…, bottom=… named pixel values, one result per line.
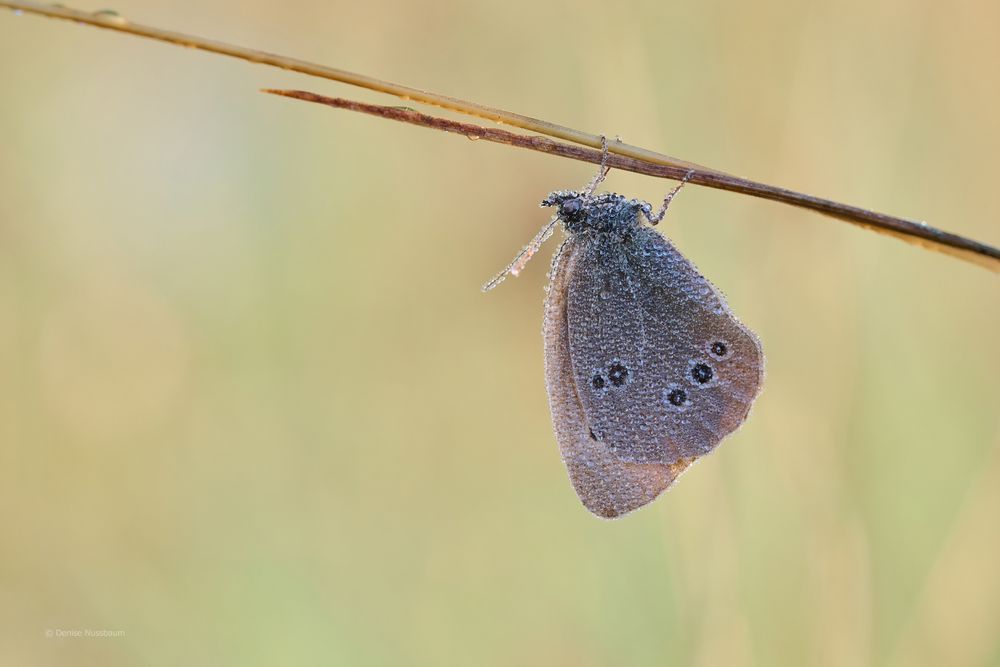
left=481, top=215, right=561, bottom=292
left=645, top=169, right=696, bottom=225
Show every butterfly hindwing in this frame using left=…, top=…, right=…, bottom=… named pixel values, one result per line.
left=630, top=227, right=764, bottom=461
left=565, top=227, right=764, bottom=464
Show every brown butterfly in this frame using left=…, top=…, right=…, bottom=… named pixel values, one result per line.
left=486, top=147, right=764, bottom=518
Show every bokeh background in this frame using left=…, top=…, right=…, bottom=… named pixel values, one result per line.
left=1, top=0, right=998, bottom=664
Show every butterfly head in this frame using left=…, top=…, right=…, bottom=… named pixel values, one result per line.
left=542, top=191, right=645, bottom=238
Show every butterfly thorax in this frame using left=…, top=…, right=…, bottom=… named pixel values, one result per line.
left=542, top=191, right=648, bottom=242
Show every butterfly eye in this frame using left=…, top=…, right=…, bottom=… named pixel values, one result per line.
left=561, top=198, right=585, bottom=221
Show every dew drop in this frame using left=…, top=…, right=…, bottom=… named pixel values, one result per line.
left=92, top=9, right=127, bottom=24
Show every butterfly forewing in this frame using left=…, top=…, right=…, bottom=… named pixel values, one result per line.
left=564, top=239, right=662, bottom=458
left=544, top=238, right=694, bottom=518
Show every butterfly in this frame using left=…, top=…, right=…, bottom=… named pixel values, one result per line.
left=485, top=142, right=764, bottom=518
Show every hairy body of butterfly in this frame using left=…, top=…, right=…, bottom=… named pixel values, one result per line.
left=542, top=190, right=764, bottom=518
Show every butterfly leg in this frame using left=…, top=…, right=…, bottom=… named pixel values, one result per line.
left=582, top=135, right=613, bottom=198
left=644, top=169, right=696, bottom=225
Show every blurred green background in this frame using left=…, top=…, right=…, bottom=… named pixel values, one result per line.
left=1, top=0, right=998, bottom=664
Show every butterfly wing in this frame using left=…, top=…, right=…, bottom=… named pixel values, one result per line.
left=544, top=237, right=694, bottom=518
left=566, top=227, right=764, bottom=464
